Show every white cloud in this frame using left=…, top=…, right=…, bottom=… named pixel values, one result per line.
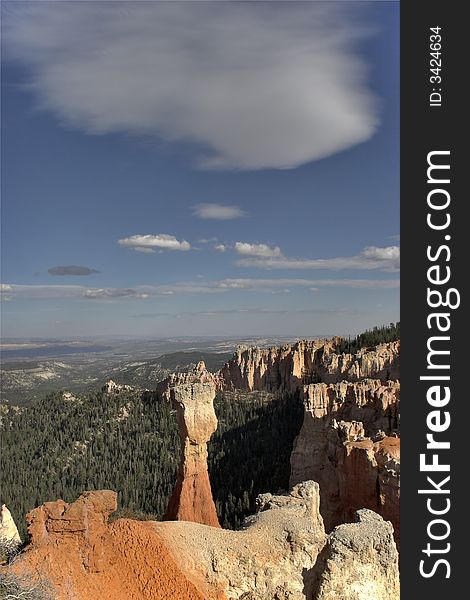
left=362, top=246, right=400, bottom=260
left=118, top=234, right=191, bottom=252
left=214, top=244, right=227, bottom=252
left=234, top=242, right=283, bottom=258
left=236, top=246, right=400, bottom=272
left=3, top=2, right=379, bottom=170
left=193, top=204, right=247, bottom=220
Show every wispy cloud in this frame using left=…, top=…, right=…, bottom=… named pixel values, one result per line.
left=48, top=265, right=99, bottom=276
left=83, top=288, right=149, bottom=299
left=193, top=204, right=247, bottom=220
left=0, top=277, right=399, bottom=302
left=118, top=234, right=191, bottom=252
left=236, top=246, right=400, bottom=272
left=214, top=244, right=227, bottom=252
left=234, top=242, right=283, bottom=258
left=216, top=278, right=399, bottom=290
left=3, top=2, right=378, bottom=170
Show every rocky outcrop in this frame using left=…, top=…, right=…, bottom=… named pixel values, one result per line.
left=317, top=342, right=400, bottom=384
left=10, top=491, right=209, bottom=600
left=312, top=509, right=400, bottom=600
left=220, top=340, right=399, bottom=392
left=101, top=380, right=134, bottom=394
left=0, top=504, right=21, bottom=548
left=220, top=340, right=331, bottom=392
left=157, top=362, right=220, bottom=527
left=26, top=490, right=117, bottom=572
left=155, top=481, right=327, bottom=599
left=290, top=380, right=400, bottom=545
left=9, top=485, right=399, bottom=600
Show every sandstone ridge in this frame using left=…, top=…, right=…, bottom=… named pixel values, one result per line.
left=220, top=340, right=399, bottom=392
left=7, top=485, right=399, bottom=600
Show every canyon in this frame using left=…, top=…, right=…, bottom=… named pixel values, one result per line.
left=2, top=335, right=400, bottom=599
left=222, top=339, right=400, bottom=545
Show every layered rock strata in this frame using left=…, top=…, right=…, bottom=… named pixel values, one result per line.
left=8, top=484, right=399, bottom=600
left=157, top=362, right=220, bottom=527
left=220, top=340, right=399, bottom=392
left=290, top=379, right=400, bottom=544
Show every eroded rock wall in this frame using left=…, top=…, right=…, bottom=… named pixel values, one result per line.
left=220, top=340, right=399, bottom=392
left=290, top=379, right=400, bottom=545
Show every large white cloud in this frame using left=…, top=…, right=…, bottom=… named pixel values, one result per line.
left=3, top=2, right=379, bottom=170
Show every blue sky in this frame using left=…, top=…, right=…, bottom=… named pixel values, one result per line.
left=1, top=1, right=399, bottom=339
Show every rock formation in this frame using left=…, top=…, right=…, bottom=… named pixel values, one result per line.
left=7, top=484, right=399, bottom=600
left=154, top=481, right=327, bottom=599
left=101, top=380, right=134, bottom=394
left=157, top=362, right=220, bottom=527
left=0, top=504, right=21, bottom=548
left=312, top=509, right=400, bottom=600
left=220, top=340, right=399, bottom=392
left=290, top=379, right=400, bottom=545
left=8, top=490, right=208, bottom=600
left=220, top=339, right=400, bottom=546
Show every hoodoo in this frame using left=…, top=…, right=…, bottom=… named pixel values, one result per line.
left=158, top=362, right=221, bottom=527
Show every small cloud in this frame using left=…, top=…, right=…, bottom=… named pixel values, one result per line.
left=234, top=242, right=283, bottom=258
left=83, top=288, right=149, bottom=299
left=214, top=244, right=226, bottom=252
left=310, top=287, right=320, bottom=292
left=361, top=246, right=400, bottom=261
left=389, top=234, right=400, bottom=241
left=48, top=265, right=99, bottom=276
left=193, top=203, right=247, bottom=220
left=198, top=237, right=219, bottom=244
left=118, top=234, right=191, bottom=252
